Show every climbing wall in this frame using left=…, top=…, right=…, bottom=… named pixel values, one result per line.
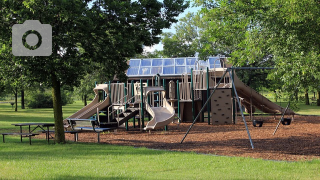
left=211, top=88, right=232, bottom=125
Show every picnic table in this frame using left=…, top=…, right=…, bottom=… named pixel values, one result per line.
left=11, top=123, right=55, bottom=144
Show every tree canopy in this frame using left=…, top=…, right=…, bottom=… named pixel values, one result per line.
left=0, top=0, right=188, bottom=143
left=161, top=12, right=209, bottom=57
left=195, top=0, right=320, bottom=103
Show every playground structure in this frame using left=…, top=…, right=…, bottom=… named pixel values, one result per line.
left=64, top=80, right=177, bottom=132
left=64, top=57, right=295, bottom=144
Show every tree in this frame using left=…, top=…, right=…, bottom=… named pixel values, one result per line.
left=0, top=47, right=24, bottom=111
left=162, top=12, right=206, bottom=57
left=134, top=49, right=164, bottom=58
left=196, top=0, right=320, bottom=105
left=0, top=78, right=5, bottom=98
left=75, top=66, right=103, bottom=107
left=0, top=0, right=188, bottom=143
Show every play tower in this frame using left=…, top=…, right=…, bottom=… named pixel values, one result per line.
left=65, top=56, right=294, bottom=132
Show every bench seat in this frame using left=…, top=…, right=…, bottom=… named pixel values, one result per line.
left=66, top=118, right=117, bottom=143
left=73, top=127, right=115, bottom=143
left=67, top=118, right=115, bottom=143
left=1, top=132, right=39, bottom=145
left=39, top=130, right=79, bottom=142
left=73, top=127, right=113, bottom=132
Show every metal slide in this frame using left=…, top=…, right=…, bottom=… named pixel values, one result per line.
left=143, top=87, right=176, bottom=130
left=233, top=74, right=295, bottom=115
left=63, top=84, right=110, bottom=125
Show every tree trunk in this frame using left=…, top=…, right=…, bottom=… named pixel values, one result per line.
left=84, top=94, right=87, bottom=106
left=21, top=90, right=25, bottom=109
left=317, top=91, right=320, bottom=106
left=14, top=90, right=18, bottom=112
left=52, top=74, right=65, bottom=143
left=305, top=89, right=309, bottom=105
left=294, top=91, right=298, bottom=101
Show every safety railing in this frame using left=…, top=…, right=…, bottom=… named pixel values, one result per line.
left=107, top=95, right=138, bottom=124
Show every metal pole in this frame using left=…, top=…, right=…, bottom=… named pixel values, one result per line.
left=177, top=80, right=180, bottom=123
left=162, top=79, right=168, bottom=131
left=231, top=69, right=236, bottom=124
left=206, top=67, right=210, bottom=125
left=131, top=80, right=135, bottom=128
left=124, top=82, right=127, bottom=107
left=191, top=68, right=195, bottom=121
left=124, top=82, right=129, bottom=131
left=229, top=69, right=254, bottom=149
left=108, top=81, right=111, bottom=104
left=147, top=79, right=150, bottom=121
left=140, top=80, right=144, bottom=128
left=163, top=79, right=166, bottom=107
left=155, top=76, right=159, bottom=106
left=131, top=80, right=134, bottom=102
left=273, top=102, right=290, bottom=135
left=181, top=69, right=229, bottom=144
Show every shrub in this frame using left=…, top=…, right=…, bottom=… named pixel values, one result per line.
left=26, top=90, right=73, bottom=108
left=26, top=92, right=53, bottom=108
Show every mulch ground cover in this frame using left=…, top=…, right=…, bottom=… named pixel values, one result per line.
left=60, top=115, right=320, bottom=161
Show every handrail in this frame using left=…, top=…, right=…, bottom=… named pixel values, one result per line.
left=107, top=91, right=132, bottom=118
left=107, top=95, right=138, bottom=123
left=152, top=74, right=161, bottom=87
left=107, top=95, right=127, bottom=121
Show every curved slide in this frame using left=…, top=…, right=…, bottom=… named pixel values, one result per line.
left=63, top=84, right=110, bottom=125
left=233, top=74, right=295, bottom=115
left=143, top=87, right=175, bottom=130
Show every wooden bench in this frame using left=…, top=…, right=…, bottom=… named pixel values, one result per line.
left=39, top=130, right=79, bottom=142
left=67, top=119, right=115, bottom=143
left=1, top=133, right=39, bottom=145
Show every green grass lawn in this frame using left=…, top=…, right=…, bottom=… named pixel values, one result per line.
left=295, top=103, right=320, bottom=115
left=273, top=101, right=320, bottom=115
left=0, top=102, right=320, bottom=179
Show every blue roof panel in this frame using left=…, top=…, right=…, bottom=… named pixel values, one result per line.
left=186, top=58, right=196, bottom=65
left=140, top=59, right=152, bottom=66
left=129, top=59, right=140, bottom=67
left=127, top=57, right=224, bottom=77
left=151, top=67, right=162, bottom=74
left=175, top=58, right=185, bottom=66
left=164, top=59, right=174, bottom=66
left=163, top=66, right=174, bottom=74
left=139, top=67, right=151, bottom=75
left=152, top=59, right=163, bottom=66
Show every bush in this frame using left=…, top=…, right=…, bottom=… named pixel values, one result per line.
left=26, top=92, right=53, bottom=108
left=26, top=90, right=73, bottom=108
left=61, top=90, right=74, bottom=105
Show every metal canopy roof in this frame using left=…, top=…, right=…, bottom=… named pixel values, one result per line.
left=126, top=57, right=223, bottom=77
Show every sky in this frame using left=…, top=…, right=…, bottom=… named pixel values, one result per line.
left=143, top=6, right=201, bottom=53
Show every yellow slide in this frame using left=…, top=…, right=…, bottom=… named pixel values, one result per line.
left=143, top=87, right=176, bottom=130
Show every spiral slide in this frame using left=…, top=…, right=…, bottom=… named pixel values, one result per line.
left=143, top=87, right=176, bottom=130
left=233, top=74, right=295, bottom=115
